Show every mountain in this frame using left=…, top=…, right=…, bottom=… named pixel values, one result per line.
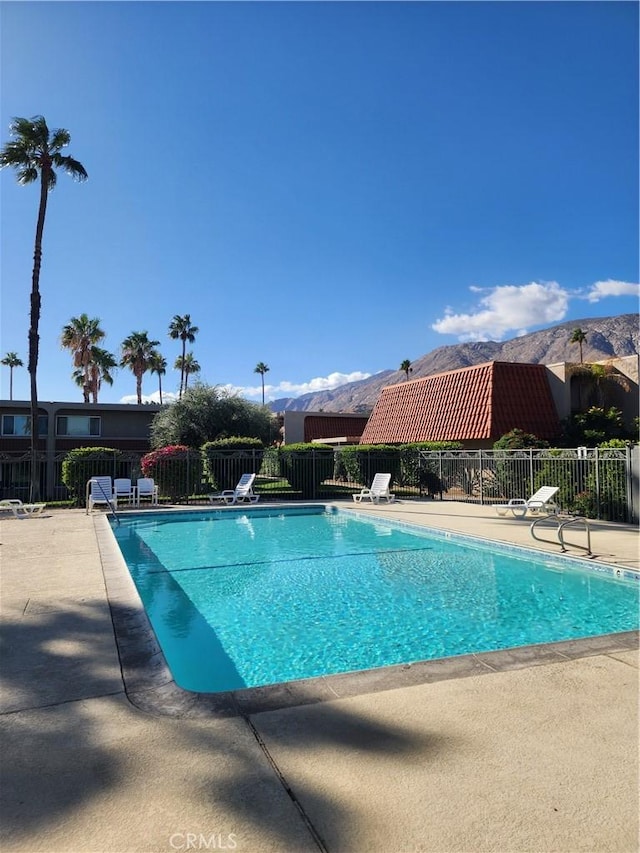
left=269, top=314, right=639, bottom=413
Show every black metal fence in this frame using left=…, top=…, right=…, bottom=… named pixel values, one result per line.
left=0, top=445, right=636, bottom=522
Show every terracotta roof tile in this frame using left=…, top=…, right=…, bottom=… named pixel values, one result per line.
left=359, top=361, right=560, bottom=444
left=304, top=416, right=369, bottom=442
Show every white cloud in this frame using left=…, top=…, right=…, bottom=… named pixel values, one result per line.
left=119, top=392, right=178, bottom=405
left=585, top=279, right=640, bottom=303
left=226, top=371, right=372, bottom=402
left=432, top=281, right=569, bottom=341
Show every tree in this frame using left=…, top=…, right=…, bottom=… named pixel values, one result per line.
left=168, top=314, right=199, bottom=399
left=120, top=331, right=160, bottom=404
left=1, top=352, right=23, bottom=400
left=1, top=116, right=87, bottom=499
left=175, top=353, right=200, bottom=391
left=150, top=383, right=276, bottom=448
left=73, top=346, right=117, bottom=404
left=61, top=313, right=106, bottom=402
left=570, top=328, right=587, bottom=364
left=254, top=362, right=270, bottom=405
left=400, top=359, right=413, bottom=380
left=149, top=351, right=167, bottom=404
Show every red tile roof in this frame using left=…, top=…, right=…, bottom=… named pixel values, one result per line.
left=304, top=415, right=369, bottom=443
left=359, top=361, right=561, bottom=444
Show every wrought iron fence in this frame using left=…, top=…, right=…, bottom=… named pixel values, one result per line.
left=0, top=445, right=635, bottom=522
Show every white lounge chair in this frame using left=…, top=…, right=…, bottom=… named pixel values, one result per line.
left=113, top=478, right=135, bottom=506
left=493, top=486, right=559, bottom=518
left=353, top=473, right=395, bottom=504
left=86, top=477, right=117, bottom=514
left=209, top=473, right=260, bottom=505
left=0, top=499, right=46, bottom=518
left=136, top=478, right=159, bottom=506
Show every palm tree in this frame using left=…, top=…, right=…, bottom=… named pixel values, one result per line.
left=168, top=314, right=199, bottom=399
left=120, top=331, right=160, bottom=404
left=149, top=351, right=167, bottom=404
left=86, top=347, right=117, bottom=403
left=175, top=353, right=200, bottom=391
left=570, top=328, right=587, bottom=364
left=400, top=359, right=413, bottom=381
left=61, top=313, right=106, bottom=402
left=1, top=352, right=23, bottom=400
left=1, top=116, right=87, bottom=499
left=254, top=362, right=270, bottom=405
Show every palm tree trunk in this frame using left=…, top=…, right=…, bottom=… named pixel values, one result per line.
left=9, top=368, right=13, bottom=401
left=136, top=371, right=143, bottom=405
left=28, top=169, right=49, bottom=501
left=179, top=339, right=186, bottom=399
left=158, top=374, right=163, bottom=405
left=261, top=376, right=265, bottom=405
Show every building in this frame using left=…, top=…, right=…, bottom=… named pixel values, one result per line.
left=280, top=411, right=369, bottom=445
left=359, top=357, right=639, bottom=448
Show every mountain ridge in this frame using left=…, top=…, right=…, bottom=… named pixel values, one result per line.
left=269, top=313, right=639, bottom=413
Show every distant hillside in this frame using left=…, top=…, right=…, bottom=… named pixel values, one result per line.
left=269, top=313, right=639, bottom=413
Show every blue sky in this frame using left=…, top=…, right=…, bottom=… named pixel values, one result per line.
left=1, top=1, right=638, bottom=406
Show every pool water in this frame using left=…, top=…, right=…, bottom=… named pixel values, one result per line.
left=112, top=506, right=639, bottom=692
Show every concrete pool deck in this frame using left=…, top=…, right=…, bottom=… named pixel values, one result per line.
left=1, top=501, right=638, bottom=852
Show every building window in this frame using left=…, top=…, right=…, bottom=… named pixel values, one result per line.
left=56, top=416, right=101, bottom=437
left=1, top=415, right=48, bottom=436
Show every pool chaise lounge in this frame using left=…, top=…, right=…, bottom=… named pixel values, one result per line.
left=353, top=473, right=396, bottom=504
left=209, top=473, right=260, bottom=505
left=0, top=499, right=47, bottom=518
left=493, top=486, right=559, bottom=518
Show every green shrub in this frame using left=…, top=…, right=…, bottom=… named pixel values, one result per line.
left=398, top=441, right=462, bottom=489
left=335, top=445, right=401, bottom=487
left=61, top=447, right=125, bottom=506
left=141, top=445, right=202, bottom=502
left=493, top=429, right=549, bottom=449
left=201, top=437, right=264, bottom=492
left=278, top=443, right=334, bottom=497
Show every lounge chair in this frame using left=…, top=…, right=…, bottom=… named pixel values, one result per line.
left=136, top=478, right=159, bottom=506
left=209, top=473, right=260, bottom=505
left=0, top=499, right=46, bottom=518
left=353, top=473, right=395, bottom=504
left=493, top=486, right=559, bottom=518
left=113, top=478, right=135, bottom=506
left=86, top=477, right=117, bottom=514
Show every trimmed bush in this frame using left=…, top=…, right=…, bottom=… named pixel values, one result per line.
left=201, top=437, right=265, bottom=492
left=278, top=443, right=334, bottom=498
left=61, top=447, right=125, bottom=506
left=335, top=445, right=401, bottom=487
left=141, top=445, right=202, bottom=502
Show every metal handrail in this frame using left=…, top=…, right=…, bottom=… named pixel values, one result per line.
left=86, top=478, right=120, bottom=525
left=530, top=514, right=592, bottom=556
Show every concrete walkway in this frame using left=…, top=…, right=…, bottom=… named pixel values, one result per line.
left=1, top=502, right=638, bottom=853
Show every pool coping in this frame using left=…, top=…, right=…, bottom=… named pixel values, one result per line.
left=94, top=506, right=640, bottom=719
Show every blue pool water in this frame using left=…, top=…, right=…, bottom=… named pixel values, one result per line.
left=112, top=506, right=639, bottom=692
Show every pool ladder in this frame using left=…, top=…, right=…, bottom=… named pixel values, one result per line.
left=530, top=515, right=592, bottom=556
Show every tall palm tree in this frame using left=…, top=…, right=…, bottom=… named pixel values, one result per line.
left=61, top=313, right=106, bottom=402
left=1, top=116, right=87, bottom=499
left=175, top=353, right=200, bottom=392
left=254, top=362, right=270, bottom=405
left=168, top=314, right=199, bottom=399
left=400, top=359, right=413, bottom=380
left=120, top=331, right=160, bottom=404
left=570, top=328, right=587, bottom=364
left=1, top=352, right=23, bottom=400
left=149, top=351, right=167, bottom=404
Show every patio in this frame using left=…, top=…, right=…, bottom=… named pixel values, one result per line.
left=1, top=501, right=638, bottom=852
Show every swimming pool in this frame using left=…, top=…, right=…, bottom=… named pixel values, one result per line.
left=112, top=506, right=639, bottom=693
